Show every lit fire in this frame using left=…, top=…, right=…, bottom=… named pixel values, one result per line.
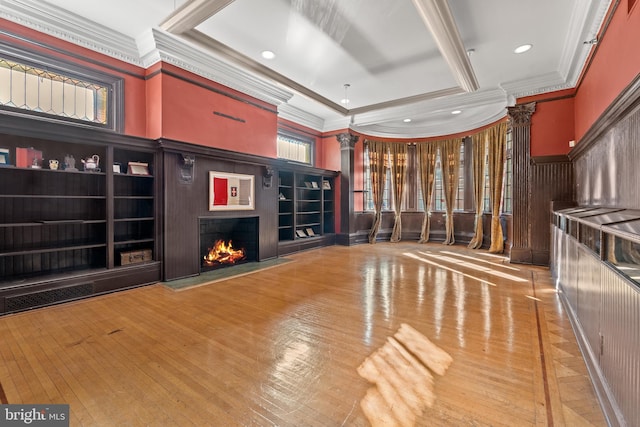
left=203, top=239, right=246, bottom=266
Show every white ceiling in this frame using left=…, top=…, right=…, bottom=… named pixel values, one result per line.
left=0, top=0, right=611, bottom=137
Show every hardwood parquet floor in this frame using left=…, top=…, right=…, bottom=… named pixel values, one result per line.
left=0, top=243, right=607, bottom=426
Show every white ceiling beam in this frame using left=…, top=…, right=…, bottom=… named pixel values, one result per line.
left=159, top=0, right=236, bottom=34
left=411, top=0, right=479, bottom=92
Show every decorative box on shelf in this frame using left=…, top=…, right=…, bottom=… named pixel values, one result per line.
left=119, top=249, right=153, bottom=266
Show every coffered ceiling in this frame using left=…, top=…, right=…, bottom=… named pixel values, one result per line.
left=0, top=0, right=612, bottom=137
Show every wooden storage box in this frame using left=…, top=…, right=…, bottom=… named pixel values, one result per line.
left=119, top=249, right=152, bottom=265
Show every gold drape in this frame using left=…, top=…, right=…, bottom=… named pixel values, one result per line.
left=438, top=138, right=462, bottom=245
left=468, top=134, right=487, bottom=249
left=487, top=122, right=508, bottom=253
left=367, top=140, right=388, bottom=244
left=417, top=142, right=437, bottom=243
left=390, top=143, right=408, bottom=242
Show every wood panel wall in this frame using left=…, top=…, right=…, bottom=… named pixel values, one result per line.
left=508, top=103, right=574, bottom=266
left=573, top=85, right=640, bottom=208
left=160, top=140, right=279, bottom=281
left=529, top=156, right=574, bottom=265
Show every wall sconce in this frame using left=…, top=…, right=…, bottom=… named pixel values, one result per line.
left=178, top=153, right=195, bottom=184
left=263, top=166, right=274, bottom=189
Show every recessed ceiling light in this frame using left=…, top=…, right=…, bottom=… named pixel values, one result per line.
left=261, top=50, right=275, bottom=59
left=451, top=110, right=462, bottom=115
left=514, top=44, right=532, bottom=54
left=403, top=118, right=412, bottom=123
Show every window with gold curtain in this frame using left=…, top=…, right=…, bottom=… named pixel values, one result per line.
left=417, top=142, right=437, bottom=243
left=468, top=131, right=488, bottom=249
left=389, top=143, right=408, bottom=242
left=367, top=140, right=388, bottom=244
left=438, top=138, right=462, bottom=245
left=487, top=121, right=508, bottom=253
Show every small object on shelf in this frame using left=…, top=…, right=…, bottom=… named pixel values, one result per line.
left=63, top=154, right=78, bottom=171
left=0, top=148, right=11, bottom=167
left=128, top=161, right=150, bottom=175
left=322, top=180, right=331, bottom=190
left=305, top=228, right=316, bottom=236
left=81, top=154, right=100, bottom=172
left=113, top=163, right=122, bottom=173
left=48, top=159, right=59, bottom=170
left=304, top=181, right=312, bottom=188
left=279, top=192, right=286, bottom=200
left=119, top=249, right=153, bottom=265
left=16, top=147, right=43, bottom=168
left=296, top=229, right=307, bottom=238
left=311, top=181, right=319, bottom=189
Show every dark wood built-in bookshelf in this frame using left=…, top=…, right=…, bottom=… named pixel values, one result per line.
left=0, top=119, right=161, bottom=314
left=278, top=168, right=337, bottom=255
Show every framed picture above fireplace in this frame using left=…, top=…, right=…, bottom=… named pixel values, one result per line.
left=208, top=171, right=255, bottom=211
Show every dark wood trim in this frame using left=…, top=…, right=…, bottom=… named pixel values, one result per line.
left=570, top=72, right=640, bottom=161
left=0, top=113, right=156, bottom=150
left=531, top=155, right=571, bottom=165
left=508, top=102, right=535, bottom=264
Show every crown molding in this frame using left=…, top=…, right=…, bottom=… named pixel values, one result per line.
left=277, top=103, right=326, bottom=131
left=351, top=104, right=507, bottom=139
left=351, top=88, right=507, bottom=128
left=0, top=0, right=141, bottom=66
left=138, top=28, right=293, bottom=107
left=501, top=71, right=573, bottom=99
left=557, top=0, right=612, bottom=86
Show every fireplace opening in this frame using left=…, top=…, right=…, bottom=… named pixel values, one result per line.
left=199, top=216, right=258, bottom=272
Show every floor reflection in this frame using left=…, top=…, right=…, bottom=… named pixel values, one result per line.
left=358, top=324, right=452, bottom=427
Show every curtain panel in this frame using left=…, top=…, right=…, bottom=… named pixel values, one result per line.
left=437, top=138, right=462, bottom=245
left=487, top=121, right=508, bottom=253
left=468, top=133, right=487, bottom=249
left=389, top=143, right=408, bottom=242
left=367, top=140, right=388, bottom=244
left=417, top=142, right=437, bottom=243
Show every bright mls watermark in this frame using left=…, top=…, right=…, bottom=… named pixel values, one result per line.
left=1, top=405, right=69, bottom=426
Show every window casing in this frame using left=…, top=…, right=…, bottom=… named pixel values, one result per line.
left=277, top=131, right=314, bottom=165
left=0, top=41, right=122, bottom=131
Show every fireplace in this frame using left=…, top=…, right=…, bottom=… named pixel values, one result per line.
left=199, top=216, right=258, bottom=272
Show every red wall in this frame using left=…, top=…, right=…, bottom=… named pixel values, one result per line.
left=156, top=64, right=278, bottom=158
left=574, top=1, right=640, bottom=142
left=526, top=95, right=575, bottom=157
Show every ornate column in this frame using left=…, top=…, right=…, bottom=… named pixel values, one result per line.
left=336, top=132, right=359, bottom=245
left=507, top=102, right=535, bottom=264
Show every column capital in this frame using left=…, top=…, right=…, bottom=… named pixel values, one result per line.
left=508, top=102, right=536, bottom=127
left=336, top=132, right=359, bottom=149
